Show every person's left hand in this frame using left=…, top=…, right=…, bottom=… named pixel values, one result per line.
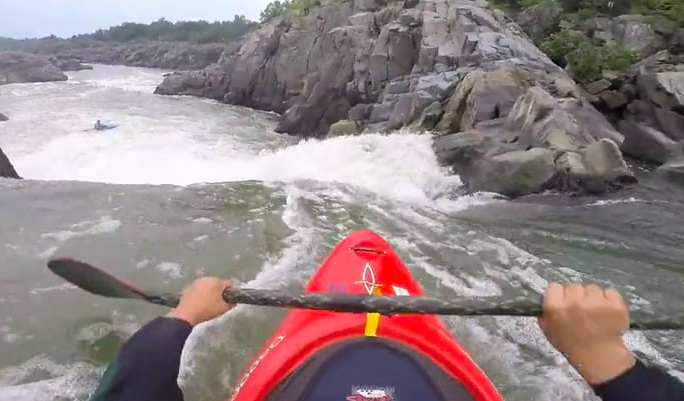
left=166, top=277, right=235, bottom=326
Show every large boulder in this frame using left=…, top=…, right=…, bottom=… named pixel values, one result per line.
left=0, top=147, right=21, bottom=179
left=618, top=120, right=680, bottom=164
left=154, top=65, right=229, bottom=100
left=0, top=51, right=68, bottom=84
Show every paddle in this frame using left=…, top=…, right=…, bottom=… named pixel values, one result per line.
left=47, top=258, right=680, bottom=330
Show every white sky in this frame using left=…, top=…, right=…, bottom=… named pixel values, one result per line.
left=0, top=0, right=273, bottom=38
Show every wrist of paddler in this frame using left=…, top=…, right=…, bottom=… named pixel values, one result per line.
left=165, top=308, right=201, bottom=327
left=565, top=340, right=636, bottom=386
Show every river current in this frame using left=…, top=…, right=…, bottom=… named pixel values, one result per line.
left=1, top=65, right=684, bottom=401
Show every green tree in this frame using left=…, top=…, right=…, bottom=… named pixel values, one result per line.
left=260, top=0, right=291, bottom=23
left=540, top=30, right=587, bottom=66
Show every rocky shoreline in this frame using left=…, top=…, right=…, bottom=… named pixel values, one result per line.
left=40, top=41, right=227, bottom=71
left=151, top=0, right=651, bottom=198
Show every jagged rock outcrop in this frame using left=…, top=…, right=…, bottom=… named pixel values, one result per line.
left=154, top=0, right=638, bottom=197
left=0, top=147, right=21, bottom=179
left=577, top=50, right=684, bottom=181
left=434, top=86, right=635, bottom=197
left=57, top=42, right=227, bottom=70
left=0, top=51, right=68, bottom=84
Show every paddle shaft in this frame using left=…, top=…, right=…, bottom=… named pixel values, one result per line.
left=219, top=288, right=675, bottom=330
left=46, top=258, right=679, bottom=330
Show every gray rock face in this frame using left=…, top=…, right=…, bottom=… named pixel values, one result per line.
left=0, top=147, right=21, bottom=179
left=0, top=51, right=68, bottom=85
left=0, top=112, right=7, bottom=121
left=637, top=70, right=684, bottom=111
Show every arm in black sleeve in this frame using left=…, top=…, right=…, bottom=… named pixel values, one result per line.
left=89, top=316, right=193, bottom=401
left=593, top=359, right=684, bottom=401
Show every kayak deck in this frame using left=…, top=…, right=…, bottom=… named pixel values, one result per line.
left=228, top=229, right=503, bottom=401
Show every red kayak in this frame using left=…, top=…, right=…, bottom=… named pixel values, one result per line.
left=228, top=229, right=503, bottom=401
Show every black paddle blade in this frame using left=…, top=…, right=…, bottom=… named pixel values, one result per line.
left=47, top=258, right=179, bottom=307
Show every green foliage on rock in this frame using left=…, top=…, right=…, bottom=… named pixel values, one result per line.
left=520, top=0, right=550, bottom=8
left=540, top=30, right=586, bottom=66
left=260, top=1, right=291, bottom=23
left=565, top=41, right=604, bottom=81
left=260, top=0, right=322, bottom=22
left=601, top=42, right=639, bottom=70
left=631, top=0, right=684, bottom=25
left=541, top=30, right=638, bottom=82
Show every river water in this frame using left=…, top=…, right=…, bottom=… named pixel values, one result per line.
left=1, top=65, right=684, bottom=401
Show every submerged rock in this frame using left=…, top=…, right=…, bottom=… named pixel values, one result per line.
left=48, top=56, right=93, bottom=71
left=0, top=51, right=68, bottom=84
left=0, top=147, right=21, bottom=179
left=328, top=119, right=360, bottom=137
left=656, top=158, right=684, bottom=186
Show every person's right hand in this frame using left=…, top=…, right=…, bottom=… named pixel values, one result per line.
left=166, top=277, right=235, bottom=326
left=537, top=282, right=636, bottom=385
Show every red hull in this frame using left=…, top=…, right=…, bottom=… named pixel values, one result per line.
left=228, top=229, right=503, bottom=401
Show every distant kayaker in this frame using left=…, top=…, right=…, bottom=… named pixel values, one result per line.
left=95, top=120, right=105, bottom=130
left=88, top=280, right=684, bottom=401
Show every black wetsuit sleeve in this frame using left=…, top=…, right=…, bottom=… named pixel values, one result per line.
left=593, top=359, right=684, bottom=401
left=89, top=316, right=193, bottom=401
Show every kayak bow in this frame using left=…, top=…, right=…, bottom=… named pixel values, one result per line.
left=228, top=229, right=503, bottom=401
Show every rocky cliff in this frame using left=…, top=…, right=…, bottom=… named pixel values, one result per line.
left=0, top=51, right=68, bottom=84
left=154, top=0, right=638, bottom=198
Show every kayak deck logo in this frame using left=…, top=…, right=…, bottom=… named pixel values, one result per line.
left=354, top=262, right=383, bottom=295
left=346, top=386, right=395, bottom=401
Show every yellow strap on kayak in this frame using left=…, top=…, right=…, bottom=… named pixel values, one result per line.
left=364, top=287, right=382, bottom=337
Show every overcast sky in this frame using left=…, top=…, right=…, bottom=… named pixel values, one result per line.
left=0, top=0, right=273, bottom=39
